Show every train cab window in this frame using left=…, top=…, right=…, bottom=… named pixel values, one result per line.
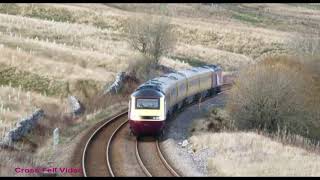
left=136, top=98, right=160, bottom=109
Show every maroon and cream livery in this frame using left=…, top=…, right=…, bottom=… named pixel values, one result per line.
left=129, top=65, right=223, bottom=136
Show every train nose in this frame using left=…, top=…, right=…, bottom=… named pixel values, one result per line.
left=129, top=119, right=165, bottom=136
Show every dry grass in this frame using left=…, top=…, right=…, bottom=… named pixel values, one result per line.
left=171, top=43, right=253, bottom=71
left=0, top=97, right=128, bottom=176
left=0, top=150, right=39, bottom=176
left=188, top=55, right=320, bottom=176
left=0, top=3, right=319, bottom=176
left=106, top=3, right=293, bottom=57
left=0, top=13, right=132, bottom=74
left=1, top=3, right=316, bottom=65
left=189, top=132, right=320, bottom=176
left=0, top=33, right=133, bottom=73
left=107, top=3, right=320, bottom=34
left=0, top=46, right=114, bottom=83
left=0, top=85, right=65, bottom=140
left=0, top=3, right=309, bottom=79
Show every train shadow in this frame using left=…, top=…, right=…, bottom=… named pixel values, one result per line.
left=159, top=90, right=226, bottom=142
left=136, top=136, right=157, bottom=142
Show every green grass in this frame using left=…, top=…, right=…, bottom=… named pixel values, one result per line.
left=260, top=43, right=288, bottom=56
left=170, top=55, right=209, bottom=67
left=287, top=3, right=320, bottom=11
left=0, top=4, right=76, bottom=23
left=0, top=4, right=20, bottom=15
left=0, top=3, right=120, bottom=31
left=232, top=12, right=262, bottom=25
left=73, top=79, right=101, bottom=100
left=230, top=7, right=293, bottom=31
left=0, top=63, right=68, bottom=97
left=61, top=104, right=126, bottom=140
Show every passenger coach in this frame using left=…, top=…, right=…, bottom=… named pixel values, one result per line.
left=128, top=65, right=223, bottom=136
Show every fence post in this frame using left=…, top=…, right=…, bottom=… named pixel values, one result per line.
left=53, top=128, right=59, bottom=149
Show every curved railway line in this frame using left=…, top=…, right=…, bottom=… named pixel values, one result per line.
left=82, top=83, right=231, bottom=177
left=135, top=137, right=180, bottom=177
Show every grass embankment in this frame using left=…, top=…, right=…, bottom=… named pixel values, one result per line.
left=189, top=55, right=320, bottom=176
left=0, top=3, right=319, bottom=176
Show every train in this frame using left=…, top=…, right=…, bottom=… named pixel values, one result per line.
left=128, top=65, right=223, bottom=136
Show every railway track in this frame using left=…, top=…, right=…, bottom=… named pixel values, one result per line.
left=135, top=137, right=181, bottom=177
left=82, top=113, right=180, bottom=176
left=81, top=112, right=128, bottom=176
left=82, top=83, right=231, bottom=177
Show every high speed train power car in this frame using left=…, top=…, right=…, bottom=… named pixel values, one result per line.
left=128, top=65, right=223, bottom=136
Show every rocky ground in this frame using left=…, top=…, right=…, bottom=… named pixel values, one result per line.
left=160, top=91, right=228, bottom=176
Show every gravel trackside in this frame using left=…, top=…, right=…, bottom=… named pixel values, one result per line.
left=160, top=91, right=228, bottom=176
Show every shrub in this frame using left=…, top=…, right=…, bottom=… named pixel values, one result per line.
left=169, top=55, right=208, bottom=67
left=227, top=56, right=320, bottom=140
left=126, top=14, right=176, bottom=66
left=126, top=55, right=165, bottom=82
left=190, top=107, right=233, bottom=134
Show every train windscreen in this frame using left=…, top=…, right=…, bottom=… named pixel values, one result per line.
left=136, top=98, right=160, bottom=109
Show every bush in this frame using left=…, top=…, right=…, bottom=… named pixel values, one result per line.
left=126, top=55, right=165, bottom=82
left=227, top=56, right=320, bottom=140
left=169, top=55, right=208, bottom=67
left=190, top=107, right=233, bottom=134
left=126, top=15, right=176, bottom=65
left=206, top=108, right=233, bottom=132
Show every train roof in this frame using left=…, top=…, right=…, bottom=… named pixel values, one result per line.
left=134, top=65, right=222, bottom=96
left=149, top=75, right=177, bottom=94
left=131, top=88, right=164, bottom=98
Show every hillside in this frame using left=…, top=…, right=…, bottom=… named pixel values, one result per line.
left=0, top=3, right=319, bottom=176
left=190, top=132, right=320, bottom=176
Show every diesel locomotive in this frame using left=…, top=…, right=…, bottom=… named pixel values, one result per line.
left=128, top=65, right=223, bottom=136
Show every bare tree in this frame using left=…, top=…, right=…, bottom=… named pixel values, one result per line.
left=126, top=15, right=175, bottom=66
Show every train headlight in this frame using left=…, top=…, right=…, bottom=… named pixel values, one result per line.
left=152, top=116, right=160, bottom=120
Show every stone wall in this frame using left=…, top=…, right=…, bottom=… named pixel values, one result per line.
left=104, top=68, right=173, bottom=95
left=103, top=72, right=126, bottom=95
left=68, top=95, right=84, bottom=116
left=1, top=109, right=44, bottom=147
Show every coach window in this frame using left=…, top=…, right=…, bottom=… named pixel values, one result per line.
left=179, top=83, right=185, bottom=94
left=171, top=88, right=177, bottom=101
left=192, top=79, right=198, bottom=87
